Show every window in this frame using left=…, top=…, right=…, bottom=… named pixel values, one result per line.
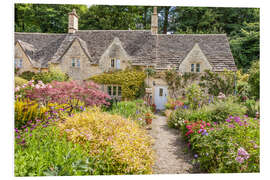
left=113, top=86, right=117, bottom=96
left=15, top=59, right=22, bottom=68
left=159, top=88, right=163, bottom=96
left=108, top=86, right=112, bottom=95
left=111, top=59, right=115, bottom=68
left=72, top=58, right=80, bottom=67
left=118, top=86, right=121, bottom=96
left=191, top=64, right=195, bottom=72
left=107, top=85, right=122, bottom=97
left=72, top=59, right=76, bottom=67
left=116, top=59, right=121, bottom=69
left=196, top=63, right=200, bottom=72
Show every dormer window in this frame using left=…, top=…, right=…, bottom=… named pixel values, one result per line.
left=111, top=59, right=121, bottom=69
left=72, top=58, right=80, bottom=67
left=191, top=63, right=200, bottom=72
left=15, top=59, right=22, bottom=68
left=191, top=64, right=195, bottom=72
left=196, top=63, right=200, bottom=72
left=111, top=59, right=115, bottom=68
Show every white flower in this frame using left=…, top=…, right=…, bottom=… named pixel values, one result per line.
left=15, top=86, right=20, bottom=92
left=35, top=84, right=40, bottom=89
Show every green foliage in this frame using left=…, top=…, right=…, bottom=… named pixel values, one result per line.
left=59, top=108, right=154, bottom=174
left=33, top=66, right=69, bottom=84
left=109, top=99, right=154, bottom=126
left=230, top=22, right=259, bottom=70
left=165, top=69, right=199, bottom=98
left=15, top=125, right=110, bottom=176
left=15, top=76, right=28, bottom=87
left=248, top=61, right=260, bottom=99
left=15, top=99, right=48, bottom=129
left=207, top=97, right=247, bottom=123
left=89, top=69, right=146, bottom=100
left=185, top=84, right=204, bottom=110
left=19, top=71, right=36, bottom=81
left=200, top=69, right=236, bottom=96
left=243, top=99, right=260, bottom=118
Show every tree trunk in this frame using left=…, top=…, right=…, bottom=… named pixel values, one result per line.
left=163, top=7, right=170, bottom=34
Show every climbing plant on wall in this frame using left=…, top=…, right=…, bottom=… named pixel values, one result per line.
left=89, top=69, right=146, bottom=100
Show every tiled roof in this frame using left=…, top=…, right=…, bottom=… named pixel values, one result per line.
left=14, top=31, right=236, bottom=71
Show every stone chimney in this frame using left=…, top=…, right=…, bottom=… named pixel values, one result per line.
left=68, top=9, right=78, bottom=33
left=151, top=7, right=158, bottom=34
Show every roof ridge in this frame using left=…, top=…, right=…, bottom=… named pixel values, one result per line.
left=157, top=33, right=227, bottom=36
left=15, top=32, right=67, bottom=35
left=77, top=30, right=151, bottom=32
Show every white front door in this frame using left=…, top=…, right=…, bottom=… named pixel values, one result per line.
left=154, top=86, right=168, bottom=110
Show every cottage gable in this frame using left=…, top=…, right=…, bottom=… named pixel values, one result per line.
left=58, top=38, right=101, bottom=80
left=99, top=37, right=132, bottom=72
left=179, top=43, right=212, bottom=73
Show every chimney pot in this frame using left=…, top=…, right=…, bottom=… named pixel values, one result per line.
left=68, top=9, right=78, bottom=33
left=151, top=7, right=158, bottom=35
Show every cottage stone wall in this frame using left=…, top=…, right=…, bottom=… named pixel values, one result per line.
left=15, top=43, right=39, bottom=74
left=56, top=39, right=102, bottom=80
left=179, top=43, right=212, bottom=73
left=99, top=37, right=131, bottom=72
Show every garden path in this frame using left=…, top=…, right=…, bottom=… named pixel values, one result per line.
left=149, top=115, right=197, bottom=174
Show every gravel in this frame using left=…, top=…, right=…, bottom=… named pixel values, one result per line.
left=149, top=115, right=198, bottom=174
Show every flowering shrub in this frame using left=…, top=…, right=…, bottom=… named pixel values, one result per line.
left=180, top=115, right=259, bottom=173
left=185, top=84, right=205, bottom=109
left=165, top=98, right=184, bottom=110
left=25, top=80, right=110, bottom=109
left=15, top=99, right=48, bottom=129
left=59, top=108, right=155, bottom=174
left=32, top=66, right=69, bottom=84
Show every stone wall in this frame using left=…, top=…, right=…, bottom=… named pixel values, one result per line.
left=56, top=39, right=102, bottom=80
left=15, top=43, right=39, bottom=74
left=99, top=37, right=131, bottom=72
left=179, top=43, right=212, bottom=73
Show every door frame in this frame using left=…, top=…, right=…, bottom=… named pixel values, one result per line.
left=154, top=85, right=168, bottom=110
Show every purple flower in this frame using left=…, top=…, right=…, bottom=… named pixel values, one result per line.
left=226, top=118, right=231, bottom=123
left=16, top=135, right=21, bottom=139
left=235, top=156, right=244, bottom=163
left=15, top=128, right=18, bottom=133
left=42, top=125, right=47, bottom=128
left=234, top=116, right=241, bottom=123
left=202, top=130, right=207, bottom=135
left=237, top=147, right=250, bottom=160
left=29, top=134, right=32, bottom=137
left=229, top=124, right=235, bottom=128
left=199, top=129, right=203, bottom=133
left=48, top=117, right=52, bottom=120
left=25, top=128, right=28, bottom=132
left=194, top=154, right=198, bottom=158
left=36, top=119, right=41, bottom=122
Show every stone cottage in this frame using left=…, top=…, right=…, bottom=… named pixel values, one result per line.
left=14, top=7, right=236, bottom=109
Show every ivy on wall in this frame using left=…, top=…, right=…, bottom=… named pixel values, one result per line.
left=89, top=69, right=146, bottom=100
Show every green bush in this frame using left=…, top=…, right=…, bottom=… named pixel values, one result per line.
left=248, top=60, right=260, bottom=99
left=33, top=66, right=69, bottom=84
left=243, top=99, right=260, bottom=118
left=15, top=76, right=28, bottom=87
left=19, top=71, right=36, bottom=81
left=185, top=83, right=204, bottom=109
left=15, top=125, right=115, bottom=176
left=109, top=99, right=153, bottom=126
left=207, top=98, right=247, bottom=123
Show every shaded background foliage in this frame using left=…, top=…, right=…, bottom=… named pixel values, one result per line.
left=15, top=4, right=259, bottom=71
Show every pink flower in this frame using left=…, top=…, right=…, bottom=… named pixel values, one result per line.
left=206, top=123, right=211, bottom=126
left=15, top=86, right=20, bottom=92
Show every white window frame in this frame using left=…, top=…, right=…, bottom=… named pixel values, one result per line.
left=15, top=58, right=22, bottom=68
left=116, top=59, right=121, bottom=69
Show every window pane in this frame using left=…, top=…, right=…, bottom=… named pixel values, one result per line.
left=159, top=88, right=163, bottom=96
left=116, top=59, right=120, bottom=69
left=72, top=59, right=75, bottom=67
left=108, top=86, right=112, bottom=95
left=19, top=59, right=22, bottom=68
left=77, top=59, right=80, bottom=67
left=196, top=63, right=200, bottom=72
left=111, top=59, right=115, bottom=68
left=118, top=86, right=122, bottom=96
left=113, top=86, right=117, bottom=96
left=14, top=59, right=17, bottom=67
left=191, top=64, right=194, bottom=72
